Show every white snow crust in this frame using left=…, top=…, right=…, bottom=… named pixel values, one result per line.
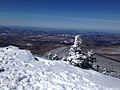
left=0, top=46, right=120, bottom=90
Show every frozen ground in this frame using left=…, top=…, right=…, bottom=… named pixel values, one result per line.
left=45, top=46, right=120, bottom=79
left=0, top=46, right=120, bottom=90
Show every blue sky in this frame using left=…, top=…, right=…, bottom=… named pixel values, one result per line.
left=0, top=0, right=120, bottom=31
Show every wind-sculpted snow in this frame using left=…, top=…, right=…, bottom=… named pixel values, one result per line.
left=0, top=46, right=120, bottom=90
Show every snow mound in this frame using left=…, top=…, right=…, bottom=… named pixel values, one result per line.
left=0, top=46, right=120, bottom=90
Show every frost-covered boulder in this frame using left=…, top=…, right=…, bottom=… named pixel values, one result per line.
left=0, top=46, right=35, bottom=62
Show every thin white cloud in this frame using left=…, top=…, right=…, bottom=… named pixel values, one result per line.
left=0, top=12, right=120, bottom=31
left=111, top=15, right=120, bottom=18
left=1, top=12, right=120, bottom=23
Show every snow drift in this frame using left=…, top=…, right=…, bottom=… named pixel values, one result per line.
left=0, top=46, right=120, bottom=90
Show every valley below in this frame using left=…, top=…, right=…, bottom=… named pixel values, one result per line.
left=0, top=26, right=120, bottom=79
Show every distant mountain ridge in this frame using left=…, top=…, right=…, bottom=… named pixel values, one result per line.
left=0, top=25, right=117, bottom=37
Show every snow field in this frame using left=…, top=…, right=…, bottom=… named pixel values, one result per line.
left=0, top=46, right=120, bottom=90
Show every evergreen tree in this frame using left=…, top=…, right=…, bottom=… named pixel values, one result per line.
left=67, top=35, right=96, bottom=69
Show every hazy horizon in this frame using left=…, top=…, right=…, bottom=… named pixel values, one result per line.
left=0, top=0, right=120, bottom=32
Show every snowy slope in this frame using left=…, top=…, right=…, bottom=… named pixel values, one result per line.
left=0, top=46, right=120, bottom=90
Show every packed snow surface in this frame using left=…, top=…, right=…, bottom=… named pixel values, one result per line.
left=0, top=46, right=120, bottom=90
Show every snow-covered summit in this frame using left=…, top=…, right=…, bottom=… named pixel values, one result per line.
left=0, top=46, right=120, bottom=90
